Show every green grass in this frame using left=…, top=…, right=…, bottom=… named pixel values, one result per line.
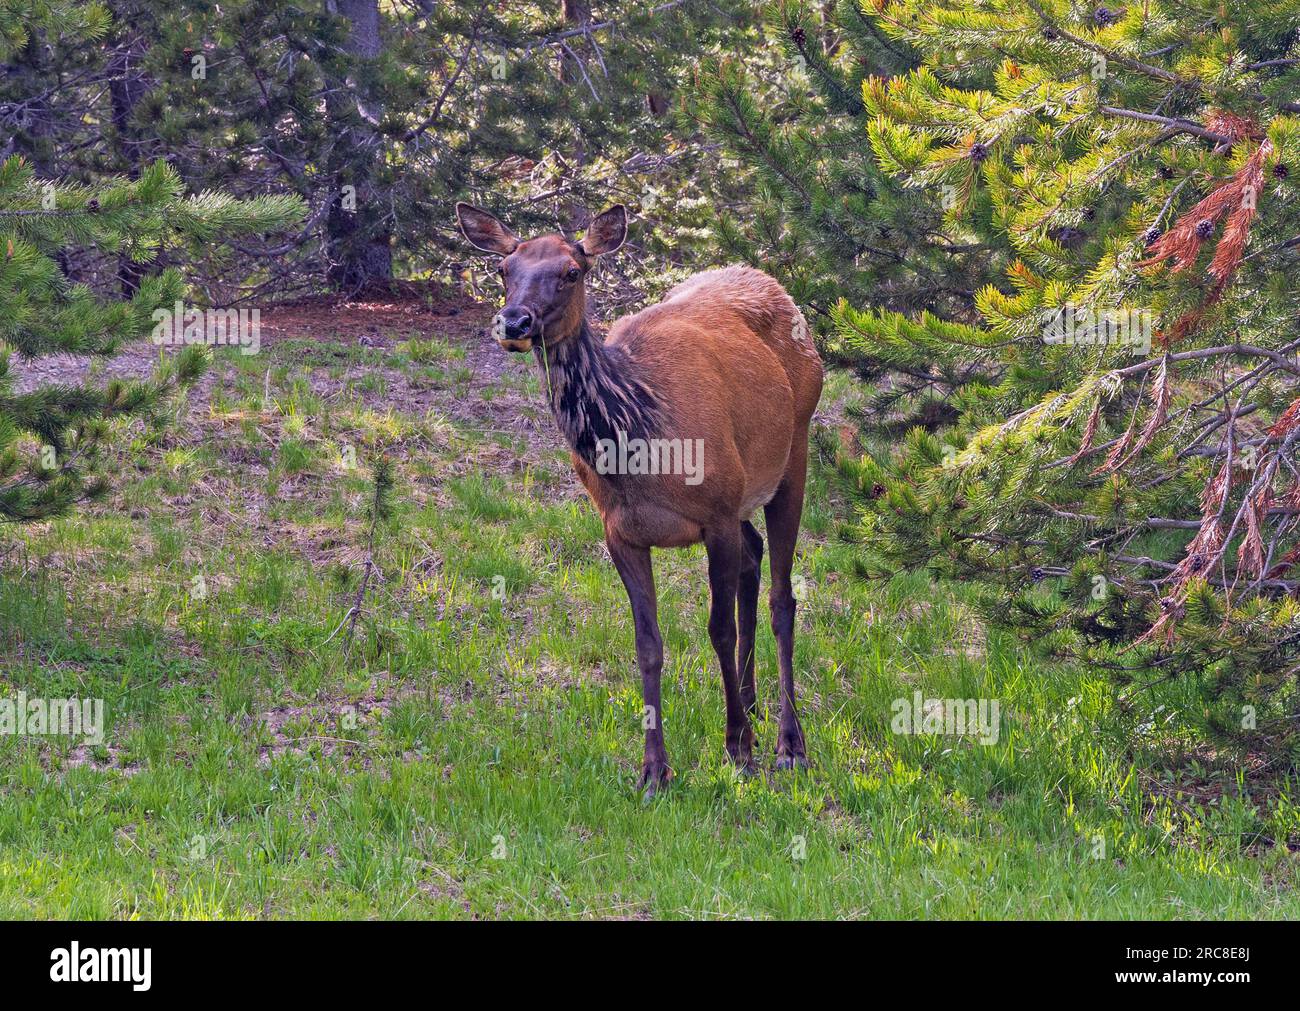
left=1, top=336, right=1298, bottom=919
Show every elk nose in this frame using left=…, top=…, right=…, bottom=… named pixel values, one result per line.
left=500, top=307, right=533, bottom=340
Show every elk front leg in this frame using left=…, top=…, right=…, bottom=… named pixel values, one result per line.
left=607, top=534, right=671, bottom=796
left=705, top=525, right=756, bottom=772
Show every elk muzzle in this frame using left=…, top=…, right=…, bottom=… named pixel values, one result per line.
left=493, top=306, right=536, bottom=352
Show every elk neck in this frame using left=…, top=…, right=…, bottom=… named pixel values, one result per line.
left=534, top=316, right=663, bottom=472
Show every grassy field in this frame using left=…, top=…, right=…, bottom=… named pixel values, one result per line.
left=1, top=291, right=1298, bottom=919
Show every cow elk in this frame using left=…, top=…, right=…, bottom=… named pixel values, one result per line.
left=456, top=202, right=823, bottom=796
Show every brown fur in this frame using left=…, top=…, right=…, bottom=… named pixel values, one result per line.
left=457, top=203, right=823, bottom=792
left=576, top=266, right=822, bottom=549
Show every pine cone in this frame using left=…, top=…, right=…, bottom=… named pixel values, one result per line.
left=1194, top=218, right=1215, bottom=240
left=1274, top=163, right=1289, bottom=180
left=1093, top=6, right=1117, bottom=25
left=969, top=142, right=989, bottom=163
left=790, top=25, right=806, bottom=47
left=86, top=199, right=99, bottom=213
left=1142, top=226, right=1161, bottom=246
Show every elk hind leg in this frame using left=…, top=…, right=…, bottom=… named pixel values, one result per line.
left=737, top=519, right=763, bottom=717
left=764, top=453, right=809, bottom=769
left=705, top=525, right=756, bottom=771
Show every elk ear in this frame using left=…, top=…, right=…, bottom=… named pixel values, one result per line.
left=580, top=205, right=628, bottom=257
left=456, top=202, right=519, bottom=255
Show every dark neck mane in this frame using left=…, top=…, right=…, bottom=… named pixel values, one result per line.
left=534, top=317, right=662, bottom=471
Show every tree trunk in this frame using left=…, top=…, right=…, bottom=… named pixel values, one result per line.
left=110, top=37, right=152, bottom=294
left=325, top=0, right=393, bottom=291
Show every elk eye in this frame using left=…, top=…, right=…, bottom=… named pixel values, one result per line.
left=565, top=267, right=581, bottom=283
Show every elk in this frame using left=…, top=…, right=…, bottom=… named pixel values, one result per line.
left=456, top=202, right=823, bottom=796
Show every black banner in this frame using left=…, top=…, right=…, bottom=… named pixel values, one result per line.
left=0, top=920, right=1282, bottom=998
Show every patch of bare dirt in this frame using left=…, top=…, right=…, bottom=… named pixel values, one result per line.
left=248, top=693, right=394, bottom=766
left=7, top=284, right=561, bottom=448
left=48, top=740, right=144, bottom=777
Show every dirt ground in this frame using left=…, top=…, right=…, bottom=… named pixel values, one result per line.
left=11, top=286, right=483, bottom=393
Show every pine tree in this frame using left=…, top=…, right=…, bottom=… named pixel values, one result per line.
left=389, top=0, right=757, bottom=292
left=6, top=1, right=756, bottom=294
left=691, top=0, right=1002, bottom=437
left=828, top=0, right=1300, bottom=756
left=0, top=4, right=303, bottom=521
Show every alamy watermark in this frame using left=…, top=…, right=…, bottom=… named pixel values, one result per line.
left=596, top=431, right=704, bottom=486
left=50, top=943, right=150, bottom=991
left=0, top=692, right=104, bottom=745
left=1043, top=305, right=1151, bottom=356
left=891, top=691, right=1001, bottom=745
left=151, top=302, right=261, bottom=356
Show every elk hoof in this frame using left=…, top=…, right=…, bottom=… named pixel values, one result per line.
left=726, top=725, right=756, bottom=775
left=775, top=728, right=809, bottom=770
left=727, top=751, right=758, bottom=777
left=638, top=760, right=673, bottom=800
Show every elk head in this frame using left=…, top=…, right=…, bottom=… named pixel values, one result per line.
left=455, top=203, right=627, bottom=352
